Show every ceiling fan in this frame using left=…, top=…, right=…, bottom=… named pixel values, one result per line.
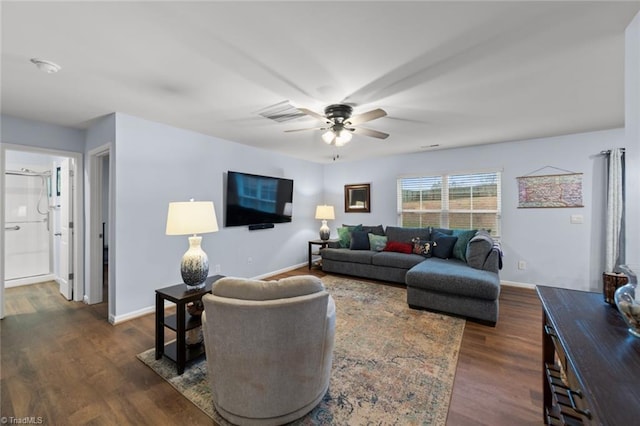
left=285, top=104, right=389, bottom=146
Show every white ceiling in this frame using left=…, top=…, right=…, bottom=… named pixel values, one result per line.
left=2, top=1, right=639, bottom=163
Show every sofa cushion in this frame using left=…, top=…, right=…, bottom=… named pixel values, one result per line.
left=212, top=275, right=325, bottom=301
left=383, top=241, right=412, bottom=254
left=349, top=230, right=370, bottom=250
left=320, top=248, right=375, bottom=265
left=343, top=224, right=385, bottom=236
left=372, top=251, right=426, bottom=269
left=368, top=233, right=388, bottom=251
left=432, top=231, right=458, bottom=259
left=452, top=229, right=477, bottom=262
left=466, top=231, right=494, bottom=270
left=385, top=226, right=431, bottom=244
left=406, top=258, right=500, bottom=300
left=337, top=224, right=362, bottom=248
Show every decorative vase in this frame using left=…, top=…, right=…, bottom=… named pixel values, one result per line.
left=614, top=265, right=640, bottom=338
left=181, top=235, right=209, bottom=289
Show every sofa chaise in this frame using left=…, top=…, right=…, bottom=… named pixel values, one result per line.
left=321, top=225, right=502, bottom=325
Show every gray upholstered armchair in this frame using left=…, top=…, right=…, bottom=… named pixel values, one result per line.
left=201, top=275, right=336, bottom=425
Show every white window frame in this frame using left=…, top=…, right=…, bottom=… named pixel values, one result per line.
left=397, top=169, right=502, bottom=237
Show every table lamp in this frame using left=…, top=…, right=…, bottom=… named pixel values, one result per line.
left=166, top=199, right=219, bottom=289
left=315, top=205, right=335, bottom=241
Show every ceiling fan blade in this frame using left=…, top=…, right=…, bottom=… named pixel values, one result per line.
left=298, top=107, right=331, bottom=123
left=284, top=127, right=325, bottom=133
left=352, top=127, right=389, bottom=139
left=346, top=108, right=387, bottom=126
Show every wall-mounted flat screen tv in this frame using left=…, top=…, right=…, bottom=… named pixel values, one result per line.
left=225, top=171, right=294, bottom=227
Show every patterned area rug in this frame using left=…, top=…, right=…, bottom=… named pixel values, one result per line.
left=137, top=275, right=465, bottom=425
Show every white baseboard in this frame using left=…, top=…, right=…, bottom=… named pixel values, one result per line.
left=5, top=273, right=57, bottom=288
left=251, top=262, right=307, bottom=280
left=110, top=262, right=313, bottom=325
left=111, top=305, right=156, bottom=325
left=500, top=280, right=536, bottom=289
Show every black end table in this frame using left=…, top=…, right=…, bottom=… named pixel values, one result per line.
left=308, top=239, right=337, bottom=269
left=155, top=275, right=223, bottom=374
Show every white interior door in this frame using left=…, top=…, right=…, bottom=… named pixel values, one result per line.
left=57, top=158, right=73, bottom=300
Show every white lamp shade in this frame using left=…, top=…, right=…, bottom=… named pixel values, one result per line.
left=315, top=205, right=335, bottom=220
left=166, top=201, right=219, bottom=235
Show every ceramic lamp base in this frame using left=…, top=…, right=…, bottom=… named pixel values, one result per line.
left=319, top=220, right=330, bottom=241
left=181, top=235, right=209, bottom=289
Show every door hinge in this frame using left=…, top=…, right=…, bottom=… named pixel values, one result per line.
left=68, top=273, right=74, bottom=281
left=69, top=221, right=74, bottom=229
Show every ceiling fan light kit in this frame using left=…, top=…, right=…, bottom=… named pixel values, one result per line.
left=286, top=103, right=388, bottom=147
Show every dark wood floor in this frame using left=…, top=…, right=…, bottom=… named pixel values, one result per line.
left=1, top=268, right=542, bottom=425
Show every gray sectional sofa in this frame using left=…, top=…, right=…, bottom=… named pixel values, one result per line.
left=321, top=225, right=502, bottom=325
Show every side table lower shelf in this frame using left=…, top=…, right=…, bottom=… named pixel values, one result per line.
left=162, top=340, right=206, bottom=365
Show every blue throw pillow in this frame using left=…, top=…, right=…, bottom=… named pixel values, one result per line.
left=349, top=230, right=371, bottom=250
left=432, top=231, right=458, bottom=259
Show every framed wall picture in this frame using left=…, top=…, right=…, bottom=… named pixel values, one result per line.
left=345, top=183, right=370, bottom=213
left=517, top=173, right=583, bottom=208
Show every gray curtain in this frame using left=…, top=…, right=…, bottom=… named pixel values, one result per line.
left=605, top=148, right=625, bottom=272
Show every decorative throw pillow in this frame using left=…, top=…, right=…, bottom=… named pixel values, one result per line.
left=420, top=241, right=436, bottom=258
left=337, top=225, right=363, bottom=248
left=349, top=230, right=370, bottom=250
left=368, top=233, right=388, bottom=251
left=432, top=231, right=458, bottom=259
left=383, top=241, right=413, bottom=254
left=452, top=229, right=477, bottom=262
left=411, top=237, right=436, bottom=257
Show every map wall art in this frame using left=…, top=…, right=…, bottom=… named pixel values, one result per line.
left=517, top=173, right=584, bottom=208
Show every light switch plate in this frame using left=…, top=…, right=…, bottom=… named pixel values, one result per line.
left=570, top=215, right=584, bottom=224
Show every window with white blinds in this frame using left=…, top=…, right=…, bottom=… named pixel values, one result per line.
left=397, top=171, right=502, bottom=237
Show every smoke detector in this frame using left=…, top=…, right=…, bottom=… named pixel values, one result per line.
left=30, top=58, right=61, bottom=74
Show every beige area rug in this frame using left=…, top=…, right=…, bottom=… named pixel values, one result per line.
left=137, top=275, right=465, bottom=425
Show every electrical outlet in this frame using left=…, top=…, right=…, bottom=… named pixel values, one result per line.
left=214, top=264, right=221, bottom=273
left=518, top=260, right=527, bottom=270
left=247, top=257, right=253, bottom=264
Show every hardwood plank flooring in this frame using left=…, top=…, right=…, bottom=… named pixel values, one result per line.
left=1, top=268, right=542, bottom=425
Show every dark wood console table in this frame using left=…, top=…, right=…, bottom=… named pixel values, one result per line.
left=537, top=285, right=640, bottom=425
left=155, top=275, right=223, bottom=374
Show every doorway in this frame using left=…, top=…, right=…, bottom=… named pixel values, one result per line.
left=88, top=144, right=112, bottom=321
left=1, top=144, right=84, bottom=319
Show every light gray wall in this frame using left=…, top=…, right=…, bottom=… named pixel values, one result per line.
left=323, top=128, right=626, bottom=292
left=112, top=114, right=323, bottom=319
left=85, top=114, right=115, bottom=152
left=1, top=114, right=85, bottom=152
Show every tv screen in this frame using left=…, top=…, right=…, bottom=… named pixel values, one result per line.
left=225, top=171, right=294, bottom=227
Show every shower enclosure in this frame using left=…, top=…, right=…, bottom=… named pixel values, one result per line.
left=4, top=168, right=53, bottom=286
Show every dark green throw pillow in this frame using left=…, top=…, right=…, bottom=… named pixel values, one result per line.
left=337, top=225, right=363, bottom=248
left=452, top=229, right=477, bottom=262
